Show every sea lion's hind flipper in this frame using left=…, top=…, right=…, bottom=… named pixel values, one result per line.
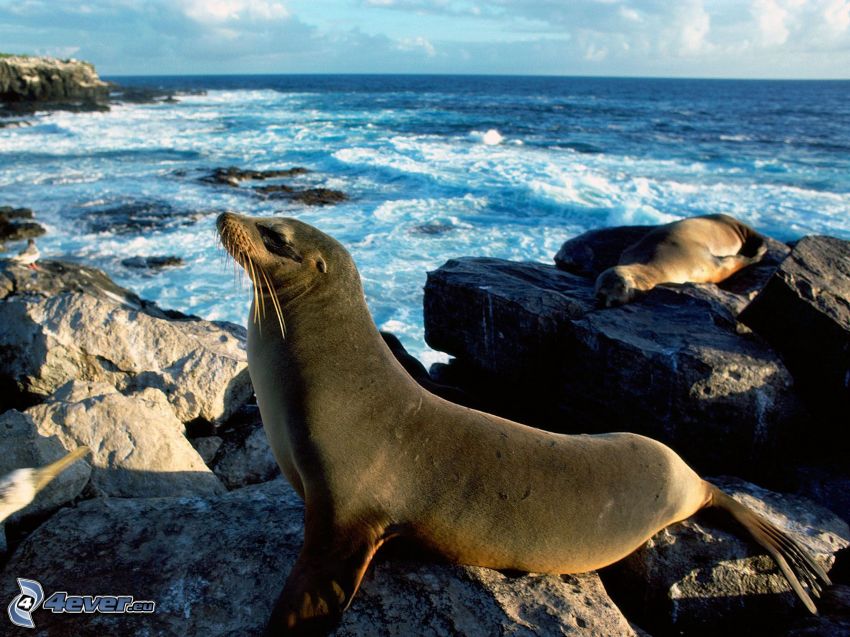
left=266, top=533, right=381, bottom=636
left=708, top=484, right=831, bottom=615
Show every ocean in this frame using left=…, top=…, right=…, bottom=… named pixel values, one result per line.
left=2, top=75, right=849, bottom=365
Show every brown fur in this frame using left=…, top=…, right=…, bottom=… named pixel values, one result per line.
left=595, top=214, right=767, bottom=307
left=216, top=212, right=826, bottom=635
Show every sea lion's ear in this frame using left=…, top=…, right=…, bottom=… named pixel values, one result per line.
left=316, top=257, right=327, bottom=274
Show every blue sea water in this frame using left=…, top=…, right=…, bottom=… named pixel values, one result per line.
left=2, top=75, right=849, bottom=365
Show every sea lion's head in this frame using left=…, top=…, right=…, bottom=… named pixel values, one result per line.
left=594, top=266, right=637, bottom=308
left=217, top=212, right=356, bottom=332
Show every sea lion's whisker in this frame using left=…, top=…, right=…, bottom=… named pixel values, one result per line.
left=259, top=267, right=286, bottom=338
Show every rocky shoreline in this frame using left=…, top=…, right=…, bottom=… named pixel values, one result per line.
left=0, top=55, right=199, bottom=118
left=1, top=223, right=848, bottom=636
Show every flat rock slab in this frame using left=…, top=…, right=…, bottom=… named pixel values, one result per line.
left=603, top=477, right=849, bottom=636
left=424, top=257, right=801, bottom=474
left=0, top=479, right=638, bottom=637
left=740, top=235, right=850, bottom=421
left=0, top=259, right=252, bottom=424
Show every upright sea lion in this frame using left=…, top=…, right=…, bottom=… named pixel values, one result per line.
left=216, top=212, right=828, bottom=635
left=595, top=214, right=767, bottom=307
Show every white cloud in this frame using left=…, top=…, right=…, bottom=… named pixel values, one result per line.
left=752, top=0, right=791, bottom=45
left=678, top=1, right=711, bottom=54
left=396, top=36, right=437, bottom=56
left=181, top=0, right=289, bottom=24
left=823, top=0, right=850, bottom=35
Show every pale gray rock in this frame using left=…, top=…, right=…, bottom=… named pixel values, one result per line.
left=603, top=477, right=850, bottom=636
left=0, top=259, right=252, bottom=424
left=0, top=479, right=638, bottom=636
left=0, top=409, right=90, bottom=523
left=24, top=381, right=224, bottom=498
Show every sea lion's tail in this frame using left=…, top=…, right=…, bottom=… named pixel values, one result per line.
left=707, top=484, right=831, bottom=614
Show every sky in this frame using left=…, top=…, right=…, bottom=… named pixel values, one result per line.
left=2, top=0, right=850, bottom=78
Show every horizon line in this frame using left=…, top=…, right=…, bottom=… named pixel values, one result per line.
left=100, top=71, right=850, bottom=82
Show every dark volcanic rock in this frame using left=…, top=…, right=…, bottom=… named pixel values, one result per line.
left=0, top=479, right=640, bottom=636
left=424, top=257, right=802, bottom=475
left=602, top=477, right=849, bottom=637
left=740, top=235, right=850, bottom=423
left=121, top=255, right=184, bottom=270
left=203, top=166, right=310, bottom=187
left=0, top=56, right=108, bottom=107
left=201, top=166, right=347, bottom=206
left=0, top=206, right=45, bottom=242
left=257, top=185, right=348, bottom=206
left=77, top=199, right=208, bottom=234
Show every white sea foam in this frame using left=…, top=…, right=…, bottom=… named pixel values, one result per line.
left=3, top=88, right=850, bottom=364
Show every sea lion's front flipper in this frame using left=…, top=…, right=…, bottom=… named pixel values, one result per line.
left=266, top=529, right=381, bottom=636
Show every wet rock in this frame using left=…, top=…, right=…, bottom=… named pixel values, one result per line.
left=0, top=479, right=639, bottom=636
left=0, top=409, right=91, bottom=523
left=259, top=186, right=348, bottom=206
left=24, top=381, right=224, bottom=497
left=0, top=205, right=46, bottom=242
left=202, top=166, right=310, bottom=187
left=424, top=257, right=802, bottom=475
left=602, top=477, right=849, bottom=637
left=0, top=259, right=252, bottom=424
left=77, top=199, right=208, bottom=235
left=740, top=235, right=850, bottom=423
left=0, top=56, right=108, bottom=106
left=121, top=255, right=184, bottom=270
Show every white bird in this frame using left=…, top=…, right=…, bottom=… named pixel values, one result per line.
left=11, top=238, right=40, bottom=270
left=0, top=447, right=90, bottom=523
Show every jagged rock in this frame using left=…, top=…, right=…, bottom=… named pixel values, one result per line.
left=0, top=479, right=639, bottom=636
left=213, top=425, right=279, bottom=489
left=0, top=56, right=108, bottom=106
left=740, top=235, right=850, bottom=422
left=258, top=186, right=348, bottom=206
left=0, top=409, right=90, bottom=523
left=0, top=205, right=46, bottom=242
left=787, top=465, right=850, bottom=526
left=202, top=166, right=310, bottom=187
left=424, top=257, right=802, bottom=475
left=191, top=436, right=223, bottom=465
left=76, top=199, right=209, bottom=235
left=787, top=584, right=850, bottom=636
left=602, top=477, right=849, bottom=637
left=23, top=381, right=224, bottom=497
left=0, top=259, right=252, bottom=424
left=120, top=255, right=184, bottom=270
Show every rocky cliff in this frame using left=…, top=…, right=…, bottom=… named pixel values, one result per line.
left=0, top=55, right=108, bottom=106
